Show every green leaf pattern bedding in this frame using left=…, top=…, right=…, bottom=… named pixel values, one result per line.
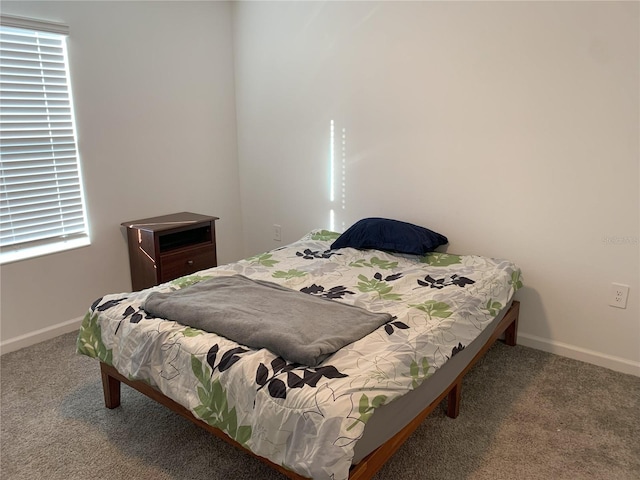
left=77, top=230, right=522, bottom=480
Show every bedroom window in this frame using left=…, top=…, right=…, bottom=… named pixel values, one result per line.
left=0, top=16, right=90, bottom=264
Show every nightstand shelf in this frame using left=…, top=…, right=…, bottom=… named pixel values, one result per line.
left=122, top=212, right=218, bottom=291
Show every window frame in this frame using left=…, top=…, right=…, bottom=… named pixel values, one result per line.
left=0, top=15, right=90, bottom=264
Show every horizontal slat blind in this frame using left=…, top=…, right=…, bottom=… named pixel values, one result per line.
left=1, top=20, right=89, bottom=258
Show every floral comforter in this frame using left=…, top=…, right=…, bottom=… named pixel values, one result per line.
left=77, top=230, right=522, bottom=479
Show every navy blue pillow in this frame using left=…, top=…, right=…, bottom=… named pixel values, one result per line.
left=330, top=218, right=448, bottom=255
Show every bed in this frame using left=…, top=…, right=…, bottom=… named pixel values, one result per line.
left=77, top=220, right=522, bottom=480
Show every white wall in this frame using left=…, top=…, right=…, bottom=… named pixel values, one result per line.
left=2, top=1, right=638, bottom=376
left=233, top=2, right=639, bottom=374
left=0, top=1, right=243, bottom=350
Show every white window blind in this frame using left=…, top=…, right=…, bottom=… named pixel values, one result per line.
left=0, top=16, right=90, bottom=264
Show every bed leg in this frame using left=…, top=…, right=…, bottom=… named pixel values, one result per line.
left=100, top=363, right=121, bottom=409
left=504, top=307, right=519, bottom=347
left=446, top=381, right=461, bottom=419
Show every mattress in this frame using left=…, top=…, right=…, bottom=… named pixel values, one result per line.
left=77, top=229, right=522, bottom=480
left=351, top=300, right=513, bottom=463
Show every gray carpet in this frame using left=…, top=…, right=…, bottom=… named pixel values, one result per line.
left=1, top=331, right=639, bottom=480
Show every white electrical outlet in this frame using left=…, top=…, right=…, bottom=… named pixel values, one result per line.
left=609, top=283, right=629, bottom=309
left=273, top=224, right=282, bottom=242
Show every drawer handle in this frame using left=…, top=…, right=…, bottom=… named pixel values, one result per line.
left=187, top=260, right=194, bottom=265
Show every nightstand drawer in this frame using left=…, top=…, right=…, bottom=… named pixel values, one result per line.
left=159, top=245, right=216, bottom=283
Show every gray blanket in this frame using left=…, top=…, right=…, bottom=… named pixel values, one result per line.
left=143, top=274, right=392, bottom=367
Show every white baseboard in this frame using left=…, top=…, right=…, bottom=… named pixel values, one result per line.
left=518, top=333, right=640, bottom=377
left=0, top=316, right=84, bottom=356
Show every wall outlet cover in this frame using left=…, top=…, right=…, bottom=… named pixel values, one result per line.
left=609, top=283, right=629, bottom=309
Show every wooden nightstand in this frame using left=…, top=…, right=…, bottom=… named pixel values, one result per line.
left=121, top=212, right=218, bottom=291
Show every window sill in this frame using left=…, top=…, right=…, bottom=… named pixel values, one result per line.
left=0, top=237, right=91, bottom=265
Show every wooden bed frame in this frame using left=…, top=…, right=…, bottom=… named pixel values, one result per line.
left=100, top=300, right=520, bottom=479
